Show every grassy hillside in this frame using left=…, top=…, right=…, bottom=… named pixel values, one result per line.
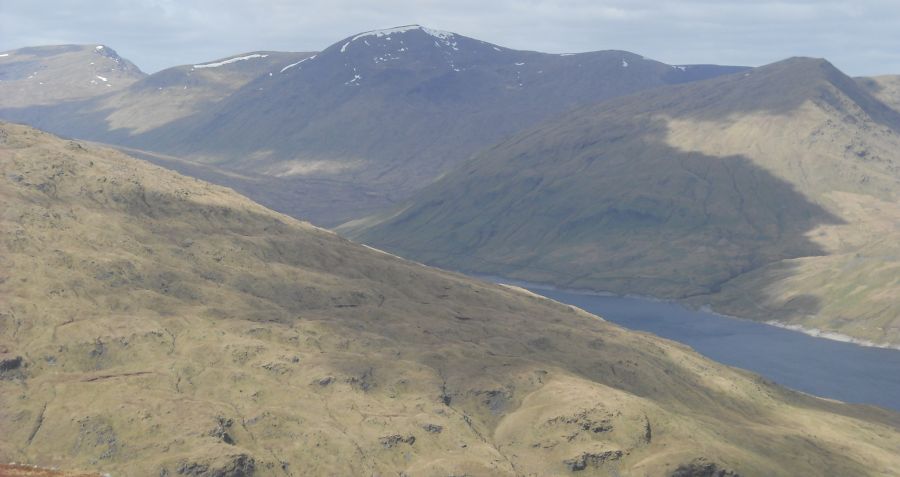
left=2, top=122, right=900, bottom=475
left=350, top=58, right=900, bottom=346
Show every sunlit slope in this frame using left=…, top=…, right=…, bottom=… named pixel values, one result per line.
left=2, top=123, right=900, bottom=475
left=352, top=58, right=900, bottom=345
left=0, top=45, right=144, bottom=108
left=858, top=74, right=900, bottom=113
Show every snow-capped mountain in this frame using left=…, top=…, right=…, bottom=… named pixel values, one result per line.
left=0, top=26, right=745, bottom=225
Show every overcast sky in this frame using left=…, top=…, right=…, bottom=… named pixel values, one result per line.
left=1, top=0, right=898, bottom=76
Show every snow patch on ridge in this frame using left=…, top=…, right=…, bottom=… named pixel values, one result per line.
left=340, top=25, right=456, bottom=53
left=280, top=55, right=316, bottom=73
left=193, top=53, right=269, bottom=69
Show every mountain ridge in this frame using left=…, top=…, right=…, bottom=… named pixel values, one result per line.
left=0, top=27, right=747, bottom=225
left=0, top=44, right=145, bottom=108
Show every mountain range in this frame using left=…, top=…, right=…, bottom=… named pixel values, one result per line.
left=0, top=26, right=745, bottom=225
left=3, top=122, right=900, bottom=476
left=348, top=57, right=900, bottom=346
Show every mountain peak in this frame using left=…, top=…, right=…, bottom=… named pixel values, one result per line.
left=750, top=56, right=900, bottom=127
left=337, top=24, right=461, bottom=53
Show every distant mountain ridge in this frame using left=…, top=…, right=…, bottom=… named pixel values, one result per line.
left=349, top=56, right=900, bottom=345
left=0, top=26, right=746, bottom=224
left=0, top=44, right=145, bottom=107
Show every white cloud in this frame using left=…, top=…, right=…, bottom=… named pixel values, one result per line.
left=0, top=0, right=897, bottom=76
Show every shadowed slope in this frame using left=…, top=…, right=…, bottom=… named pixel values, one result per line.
left=2, top=123, right=900, bottom=476
left=351, top=58, right=900, bottom=344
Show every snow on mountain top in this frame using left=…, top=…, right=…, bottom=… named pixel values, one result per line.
left=340, top=25, right=455, bottom=53
left=193, top=53, right=269, bottom=69
left=95, top=45, right=104, bottom=50
left=0, top=53, right=9, bottom=57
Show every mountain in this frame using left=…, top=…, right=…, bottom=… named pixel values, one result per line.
left=0, top=27, right=745, bottom=225
left=0, top=50, right=314, bottom=137
left=0, top=45, right=145, bottom=108
left=3, top=122, right=900, bottom=476
left=348, top=57, right=900, bottom=346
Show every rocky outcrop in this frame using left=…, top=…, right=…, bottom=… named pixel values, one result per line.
left=0, top=355, right=24, bottom=380
left=421, top=423, right=443, bottom=433
left=564, top=450, right=624, bottom=471
left=208, top=416, right=235, bottom=445
left=175, top=454, right=255, bottom=477
left=378, top=435, right=416, bottom=448
left=670, top=458, right=740, bottom=477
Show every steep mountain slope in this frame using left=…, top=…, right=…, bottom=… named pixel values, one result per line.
left=0, top=26, right=745, bottom=225
left=350, top=58, right=900, bottom=346
left=3, top=122, right=900, bottom=476
left=0, top=45, right=144, bottom=108
left=858, top=74, right=900, bottom=113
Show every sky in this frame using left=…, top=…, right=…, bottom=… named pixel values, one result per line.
left=1, top=0, right=898, bottom=76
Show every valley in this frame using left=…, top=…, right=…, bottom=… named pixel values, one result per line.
left=2, top=16, right=900, bottom=476
left=3, top=122, right=900, bottom=476
left=350, top=57, right=900, bottom=347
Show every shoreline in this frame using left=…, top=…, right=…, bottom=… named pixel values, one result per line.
left=474, top=274, right=900, bottom=352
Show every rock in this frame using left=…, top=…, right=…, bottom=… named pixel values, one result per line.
left=564, top=451, right=624, bottom=472
left=0, top=355, right=24, bottom=380
left=215, top=454, right=255, bottom=477
left=177, top=461, right=209, bottom=476
left=643, top=416, right=652, bottom=444
left=177, top=454, right=255, bottom=477
left=347, top=367, right=375, bottom=391
left=421, top=423, right=443, bottom=433
left=208, top=416, right=235, bottom=445
left=547, top=410, right=614, bottom=434
left=379, top=434, right=416, bottom=448
left=474, top=389, right=511, bottom=415
left=670, top=458, right=740, bottom=477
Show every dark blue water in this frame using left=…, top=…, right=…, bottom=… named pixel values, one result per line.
left=519, top=285, right=900, bottom=412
